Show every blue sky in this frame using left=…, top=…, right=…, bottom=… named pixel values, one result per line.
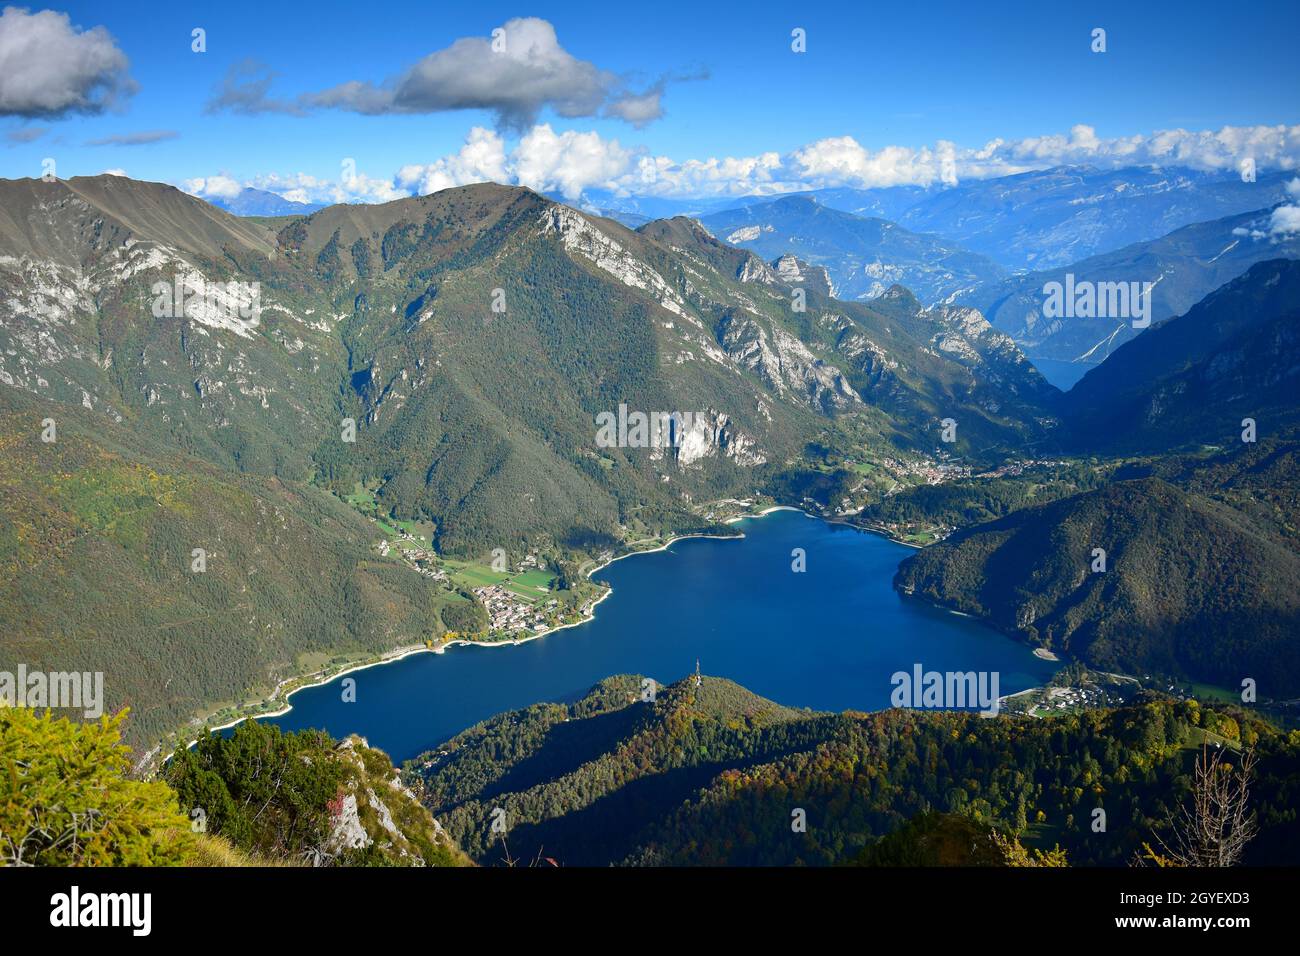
left=2, top=1, right=1298, bottom=202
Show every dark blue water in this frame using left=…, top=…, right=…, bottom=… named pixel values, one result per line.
left=254, top=509, right=1056, bottom=762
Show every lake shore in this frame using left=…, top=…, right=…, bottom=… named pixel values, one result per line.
left=166, top=503, right=1034, bottom=766
left=166, top=505, right=1068, bottom=769
left=173, top=505, right=788, bottom=756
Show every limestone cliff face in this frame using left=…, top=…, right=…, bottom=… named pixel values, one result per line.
left=735, top=253, right=779, bottom=285
left=673, top=409, right=766, bottom=467
left=719, top=312, right=861, bottom=415
left=324, top=736, right=471, bottom=867
left=771, top=253, right=835, bottom=297
left=538, top=204, right=689, bottom=318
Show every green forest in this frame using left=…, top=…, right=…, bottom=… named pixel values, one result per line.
left=1, top=705, right=467, bottom=867
left=408, top=675, right=1300, bottom=867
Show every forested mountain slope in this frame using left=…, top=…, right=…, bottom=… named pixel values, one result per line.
left=1060, top=258, right=1300, bottom=452
left=893, top=443, right=1300, bottom=694
left=0, top=176, right=1054, bottom=557
left=0, top=386, right=453, bottom=747
left=410, top=675, right=1300, bottom=867
left=0, top=174, right=1057, bottom=749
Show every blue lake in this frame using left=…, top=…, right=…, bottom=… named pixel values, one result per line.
left=255, top=508, right=1057, bottom=762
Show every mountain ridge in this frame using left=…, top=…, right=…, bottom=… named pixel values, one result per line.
left=0, top=173, right=1055, bottom=749
left=699, top=194, right=1006, bottom=305
left=1059, top=258, right=1300, bottom=451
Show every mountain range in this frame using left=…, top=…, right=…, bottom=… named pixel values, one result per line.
left=0, top=173, right=1056, bottom=744
left=862, top=165, right=1295, bottom=271
left=2, top=169, right=1298, bottom=753
left=1060, top=258, right=1300, bottom=451
left=959, top=203, right=1300, bottom=373
left=205, top=186, right=326, bottom=217
left=585, top=165, right=1294, bottom=272
left=585, top=165, right=1300, bottom=387
left=698, top=195, right=1006, bottom=304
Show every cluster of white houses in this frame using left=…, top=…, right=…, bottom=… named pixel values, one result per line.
left=473, top=584, right=559, bottom=634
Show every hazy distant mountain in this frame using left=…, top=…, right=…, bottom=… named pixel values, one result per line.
left=700, top=195, right=1005, bottom=305
left=593, top=207, right=652, bottom=228
left=802, top=184, right=937, bottom=222
left=958, top=204, right=1300, bottom=374
left=598, top=165, right=1294, bottom=275
left=567, top=189, right=742, bottom=224
left=1060, top=258, right=1300, bottom=452
left=819, top=165, right=1296, bottom=271
left=206, top=186, right=324, bottom=217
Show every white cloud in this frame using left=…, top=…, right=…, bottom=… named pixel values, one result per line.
left=256, top=170, right=407, bottom=205
left=628, top=151, right=787, bottom=198
left=1269, top=204, right=1300, bottom=236
left=790, top=137, right=955, bottom=189
left=604, top=85, right=664, bottom=128
left=179, top=122, right=1300, bottom=212
left=215, top=18, right=676, bottom=130
left=781, top=124, right=1300, bottom=192
left=183, top=168, right=408, bottom=206
left=206, top=60, right=302, bottom=116
left=1144, top=124, right=1299, bottom=172
left=307, top=18, right=608, bottom=127
left=4, top=125, right=46, bottom=144
left=0, top=7, right=134, bottom=117
left=395, top=127, right=510, bottom=195
left=86, top=129, right=178, bottom=147
left=183, top=175, right=242, bottom=200
left=1267, top=179, right=1300, bottom=237
left=514, top=124, right=632, bottom=198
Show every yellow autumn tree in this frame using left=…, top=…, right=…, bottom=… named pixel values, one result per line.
left=0, top=707, right=198, bottom=866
